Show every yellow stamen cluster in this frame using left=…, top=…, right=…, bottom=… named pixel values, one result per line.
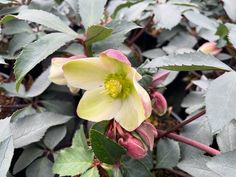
left=105, top=79, right=122, bottom=98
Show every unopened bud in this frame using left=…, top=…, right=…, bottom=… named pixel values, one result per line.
left=198, top=42, right=222, bottom=55
left=118, top=133, right=147, bottom=159
left=152, top=91, right=167, bottom=116
left=152, top=70, right=170, bottom=87
left=136, top=121, right=157, bottom=150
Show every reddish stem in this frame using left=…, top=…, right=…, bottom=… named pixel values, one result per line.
left=157, top=129, right=221, bottom=156
left=157, top=110, right=206, bottom=139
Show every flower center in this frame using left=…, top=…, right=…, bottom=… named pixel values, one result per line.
left=104, top=74, right=132, bottom=99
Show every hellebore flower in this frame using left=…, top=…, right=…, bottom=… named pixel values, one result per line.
left=136, top=121, right=158, bottom=150
left=61, top=49, right=151, bottom=131
left=198, top=42, right=222, bottom=55
left=49, top=55, right=86, bottom=93
left=152, top=91, right=167, bottom=116
left=118, top=133, right=147, bottom=159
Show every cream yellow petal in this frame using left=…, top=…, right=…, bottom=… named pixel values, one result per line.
left=115, top=92, right=147, bottom=131
left=77, top=87, right=121, bottom=122
left=63, top=58, right=110, bottom=90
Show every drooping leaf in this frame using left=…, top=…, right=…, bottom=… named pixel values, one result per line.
left=217, top=120, right=236, bottom=153
left=2, top=9, right=78, bottom=37
left=205, top=72, right=236, bottom=133
left=228, top=27, right=236, bottom=48
left=206, top=150, right=236, bottom=176
left=26, top=157, right=54, bottom=177
left=156, top=139, right=180, bottom=169
left=0, top=117, right=11, bottom=141
left=43, top=125, right=67, bottom=150
left=14, top=33, right=74, bottom=91
left=85, top=25, right=112, bottom=46
left=2, top=19, right=32, bottom=35
left=53, top=147, right=93, bottom=176
left=154, top=3, right=181, bottom=30
left=0, top=137, right=14, bottom=177
left=90, top=129, right=126, bottom=164
left=143, top=52, right=232, bottom=71
left=13, top=145, right=44, bottom=174
left=178, top=155, right=220, bottom=177
left=78, top=0, right=107, bottom=29
left=81, top=167, right=100, bottom=177
left=11, top=112, right=72, bottom=148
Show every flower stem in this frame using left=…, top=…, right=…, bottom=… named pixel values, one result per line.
left=157, top=110, right=206, bottom=139
left=157, top=129, right=220, bottom=156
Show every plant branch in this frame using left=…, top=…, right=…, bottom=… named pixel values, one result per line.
left=157, top=129, right=220, bottom=156
left=158, top=110, right=206, bottom=139
left=127, top=14, right=154, bottom=46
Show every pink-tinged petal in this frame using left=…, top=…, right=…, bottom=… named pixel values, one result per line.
left=77, top=87, right=121, bottom=122
left=152, top=70, right=170, bottom=87
left=101, top=49, right=131, bottom=66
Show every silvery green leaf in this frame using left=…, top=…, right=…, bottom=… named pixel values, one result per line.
left=64, top=43, right=84, bottom=55
left=28, top=0, right=55, bottom=12
left=217, top=120, right=236, bottom=153
left=222, top=0, right=236, bottom=22
left=78, top=0, right=107, bottom=29
left=142, top=49, right=166, bottom=59
left=198, top=28, right=219, bottom=41
left=11, top=106, right=36, bottom=123
left=26, top=157, right=54, bottom=177
left=0, top=136, right=14, bottom=177
left=13, top=145, right=44, bottom=174
left=11, top=112, right=72, bottom=148
left=178, top=155, right=220, bottom=177
left=0, top=117, right=11, bottom=141
left=206, top=72, right=236, bottom=133
left=228, top=27, right=236, bottom=48
left=14, top=33, right=74, bottom=91
left=206, top=150, right=236, bottom=177
left=154, top=3, right=182, bottom=30
left=143, top=52, right=232, bottom=71
left=156, top=139, right=180, bottom=168
left=184, top=11, right=218, bottom=31
left=180, top=115, right=213, bottom=158
left=8, top=33, right=36, bottom=56
left=168, top=32, right=197, bottom=48
left=43, top=125, right=67, bottom=150
left=2, top=19, right=32, bottom=35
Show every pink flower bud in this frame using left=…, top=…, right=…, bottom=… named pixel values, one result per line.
left=119, top=133, right=147, bottom=159
left=101, top=49, right=131, bottom=66
left=152, top=91, right=167, bottom=116
left=136, top=121, right=157, bottom=151
left=198, top=42, right=222, bottom=55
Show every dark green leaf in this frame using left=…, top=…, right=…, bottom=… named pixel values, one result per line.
left=90, top=129, right=126, bottom=164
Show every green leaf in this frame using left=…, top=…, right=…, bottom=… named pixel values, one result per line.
left=85, top=25, right=112, bottom=46
left=78, top=0, right=107, bottom=29
left=0, top=137, right=14, bottom=177
left=156, top=139, right=180, bottom=169
left=11, top=112, right=72, bottom=148
left=14, top=33, right=74, bottom=91
left=81, top=167, right=100, bottom=177
left=2, top=9, right=78, bottom=37
left=206, top=72, right=236, bottom=133
left=2, top=19, right=32, bottom=35
left=120, top=156, right=153, bottom=177
left=26, top=157, right=54, bottom=177
left=154, top=3, right=181, bottom=30
left=143, top=52, right=232, bottom=71
left=72, top=125, right=88, bottom=150
left=217, top=120, right=236, bottom=153
left=215, top=23, right=229, bottom=39
left=11, top=106, right=36, bottom=123
left=13, top=145, right=44, bottom=174
left=206, top=150, right=236, bottom=176
left=90, top=129, right=126, bottom=164
left=91, top=121, right=109, bottom=134
left=53, top=147, right=93, bottom=176
left=178, top=155, right=220, bottom=177
left=43, top=126, right=67, bottom=150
